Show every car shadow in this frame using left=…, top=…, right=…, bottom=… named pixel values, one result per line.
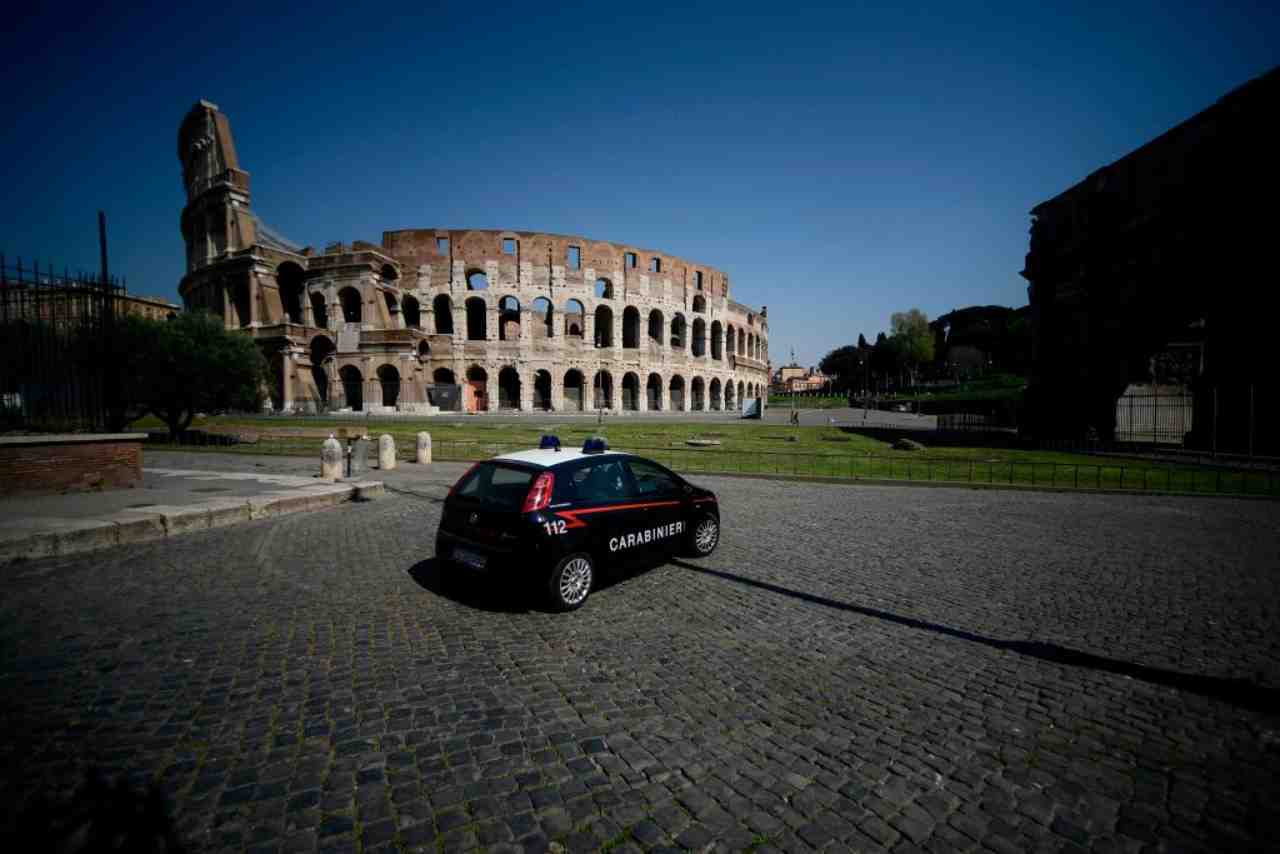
left=672, top=559, right=1280, bottom=715
left=407, top=556, right=662, bottom=613
left=407, top=558, right=537, bottom=613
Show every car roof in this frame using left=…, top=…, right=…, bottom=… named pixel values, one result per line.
left=490, top=448, right=635, bottom=468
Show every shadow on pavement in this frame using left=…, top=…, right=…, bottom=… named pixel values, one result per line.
left=407, top=558, right=537, bottom=613
left=7, top=768, right=186, bottom=853
left=673, top=560, right=1280, bottom=715
left=408, top=556, right=659, bottom=614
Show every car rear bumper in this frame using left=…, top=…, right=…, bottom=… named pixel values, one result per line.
left=435, top=529, right=549, bottom=577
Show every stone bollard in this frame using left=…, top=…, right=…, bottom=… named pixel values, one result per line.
left=416, top=431, right=432, bottom=464
left=320, top=434, right=343, bottom=481
left=378, top=434, right=397, bottom=470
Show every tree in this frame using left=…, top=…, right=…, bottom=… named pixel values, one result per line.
left=102, top=312, right=267, bottom=437
left=889, top=308, right=935, bottom=386
left=818, top=345, right=860, bottom=392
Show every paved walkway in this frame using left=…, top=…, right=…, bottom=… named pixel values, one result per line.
left=0, top=465, right=382, bottom=563
left=2, top=461, right=1277, bottom=852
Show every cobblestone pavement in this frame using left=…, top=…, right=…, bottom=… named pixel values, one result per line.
left=2, top=470, right=1279, bottom=853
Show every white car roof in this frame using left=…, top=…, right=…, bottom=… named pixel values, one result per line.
left=492, top=447, right=633, bottom=468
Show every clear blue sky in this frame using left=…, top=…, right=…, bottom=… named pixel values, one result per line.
left=2, top=1, right=1276, bottom=367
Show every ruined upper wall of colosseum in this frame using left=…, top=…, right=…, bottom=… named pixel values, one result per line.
left=382, top=228, right=732, bottom=301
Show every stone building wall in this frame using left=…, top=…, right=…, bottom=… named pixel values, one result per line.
left=176, top=101, right=771, bottom=415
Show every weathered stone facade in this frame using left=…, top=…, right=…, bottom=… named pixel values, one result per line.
left=1021, top=67, right=1279, bottom=450
left=176, top=101, right=771, bottom=415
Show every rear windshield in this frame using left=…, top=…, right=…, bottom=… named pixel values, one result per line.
left=452, top=462, right=537, bottom=510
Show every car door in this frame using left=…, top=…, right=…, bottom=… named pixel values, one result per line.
left=623, top=458, right=686, bottom=559
left=551, top=457, right=644, bottom=568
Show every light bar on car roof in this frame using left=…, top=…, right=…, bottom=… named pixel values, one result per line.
left=539, top=434, right=562, bottom=451
left=582, top=437, right=608, bottom=454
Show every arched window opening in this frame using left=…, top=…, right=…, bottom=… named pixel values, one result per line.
left=670, top=313, right=686, bottom=349
left=230, top=280, right=251, bottom=327
left=532, top=297, right=553, bottom=338
left=310, top=292, right=328, bottom=329
left=593, top=370, right=613, bottom=409
left=380, top=263, right=399, bottom=285
left=338, top=287, right=362, bottom=323
left=499, top=295, right=520, bottom=341
left=534, top=370, right=553, bottom=410
left=377, top=364, right=401, bottom=408
left=433, top=367, right=456, bottom=384
left=692, top=318, right=707, bottom=357
left=710, top=378, right=722, bottom=411
left=726, top=325, right=735, bottom=359
left=563, top=299, right=585, bottom=338
left=340, top=365, right=363, bottom=411
left=622, top=307, right=640, bottom=349
left=267, top=352, right=284, bottom=410
left=692, top=294, right=706, bottom=314
left=383, top=291, right=400, bottom=327
left=465, top=297, right=487, bottom=340
left=594, top=305, right=614, bottom=348
left=594, top=278, right=613, bottom=299
left=738, top=380, right=745, bottom=405
left=669, top=375, right=685, bottom=411
left=564, top=369, right=585, bottom=411
left=647, top=310, right=663, bottom=347
left=466, top=365, right=488, bottom=412
left=310, top=335, right=335, bottom=408
left=724, top=380, right=735, bottom=410
left=711, top=321, right=723, bottom=360
left=403, top=295, right=421, bottom=329
left=646, top=373, right=663, bottom=411
left=278, top=262, right=306, bottom=325
left=433, top=294, right=453, bottom=334
left=691, top=377, right=706, bottom=411
left=417, top=340, right=430, bottom=359
left=621, top=372, right=640, bottom=411
left=467, top=270, right=489, bottom=290
left=498, top=367, right=521, bottom=410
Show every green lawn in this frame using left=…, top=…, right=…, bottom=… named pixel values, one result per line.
left=138, top=414, right=1278, bottom=496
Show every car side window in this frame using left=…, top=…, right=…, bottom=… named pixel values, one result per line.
left=627, top=459, right=681, bottom=497
left=556, top=459, right=630, bottom=504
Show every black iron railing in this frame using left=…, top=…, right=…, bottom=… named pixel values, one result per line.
left=1, top=255, right=127, bottom=432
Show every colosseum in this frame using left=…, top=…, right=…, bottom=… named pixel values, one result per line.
left=177, top=101, right=771, bottom=414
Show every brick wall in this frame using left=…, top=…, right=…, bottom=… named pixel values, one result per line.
left=0, top=436, right=143, bottom=496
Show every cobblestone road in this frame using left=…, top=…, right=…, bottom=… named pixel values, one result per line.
left=2, top=468, right=1279, bottom=853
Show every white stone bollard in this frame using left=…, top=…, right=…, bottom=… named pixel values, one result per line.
left=416, top=431, right=432, bottom=465
left=320, top=434, right=343, bottom=481
left=378, top=434, right=397, bottom=470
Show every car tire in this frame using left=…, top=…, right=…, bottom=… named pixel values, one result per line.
left=548, top=553, right=594, bottom=612
left=687, top=513, right=720, bottom=557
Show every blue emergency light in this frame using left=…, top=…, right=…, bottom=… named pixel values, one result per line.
left=582, top=436, right=609, bottom=454
left=539, top=434, right=562, bottom=450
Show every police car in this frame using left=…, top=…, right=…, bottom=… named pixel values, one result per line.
left=435, top=436, right=720, bottom=611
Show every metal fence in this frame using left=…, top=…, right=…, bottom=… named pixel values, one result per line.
left=160, top=431, right=1280, bottom=497
left=1113, top=386, right=1194, bottom=444
left=0, top=254, right=125, bottom=432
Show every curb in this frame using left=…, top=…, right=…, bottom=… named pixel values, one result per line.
left=0, top=480, right=384, bottom=565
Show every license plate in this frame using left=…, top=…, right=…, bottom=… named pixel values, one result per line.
left=453, top=547, right=487, bottom=570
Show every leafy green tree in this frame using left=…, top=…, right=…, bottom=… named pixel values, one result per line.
left=818, top=345, right=861, bottom=392
left=889, top=308, right=935, bottom=386
left=102, top=311, right=267, bottom=437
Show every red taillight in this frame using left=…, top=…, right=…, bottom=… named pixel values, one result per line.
left=522, top=471, right=555, bottom=513
left=448, top=462, right=481, bottom=498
